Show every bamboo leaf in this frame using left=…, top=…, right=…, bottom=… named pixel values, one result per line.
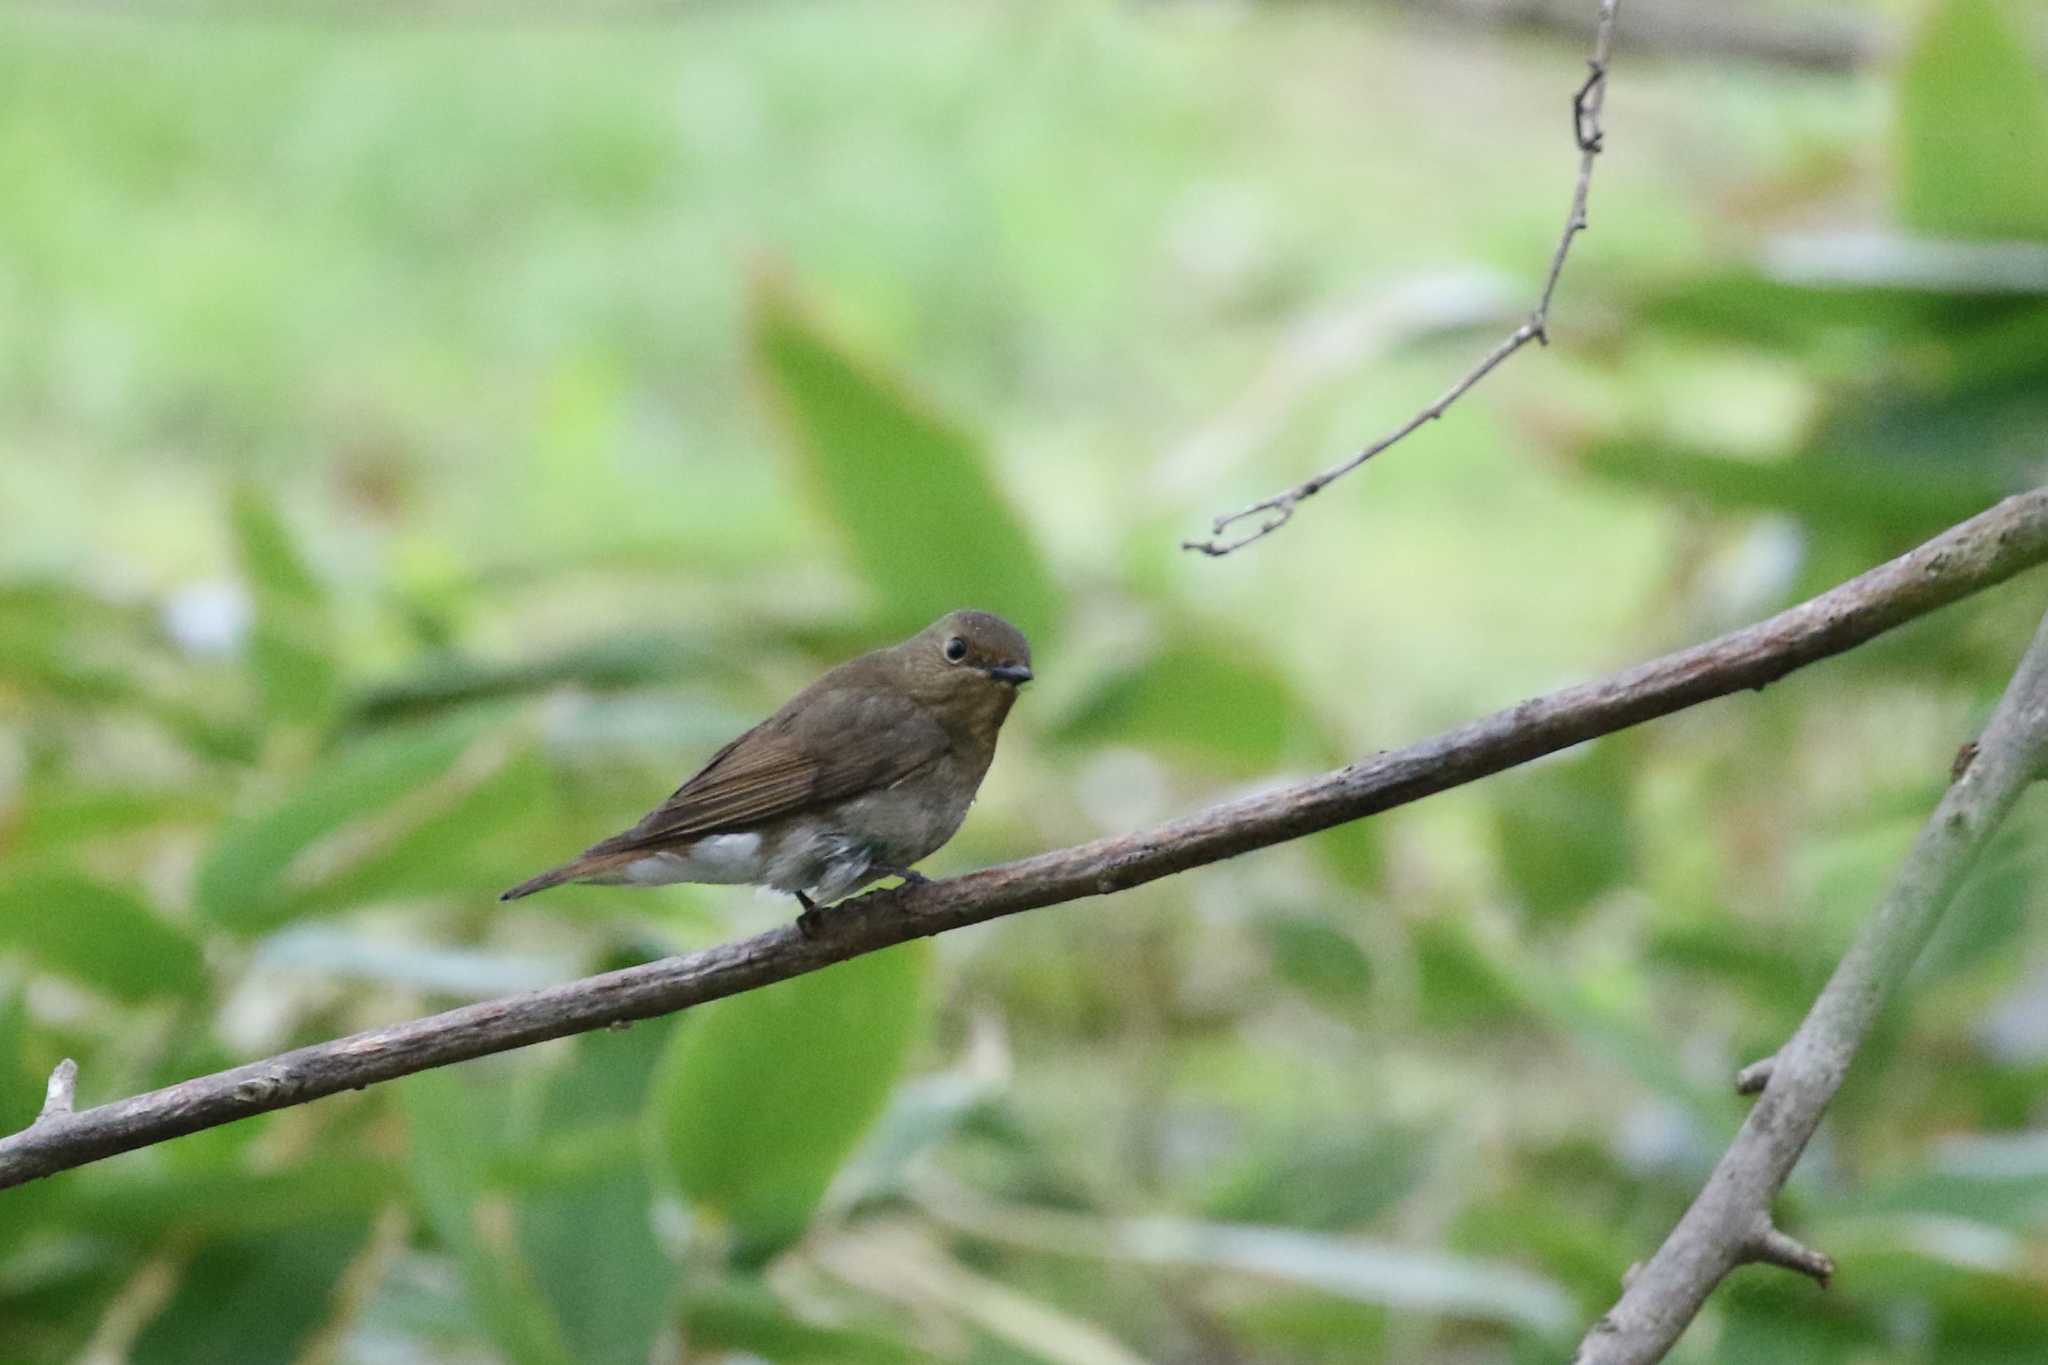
left=194, top=711, right=504, bottom=934
left=230, top=482, right=340, bottom=730
left=753, top=279, right=1059, bottom=645
left=649, top=941, right=930, bottom=1265
left=0, top=871, right=206, bottom=1001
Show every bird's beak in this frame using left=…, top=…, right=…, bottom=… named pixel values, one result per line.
left=987, top=662, right=1034, bottom=686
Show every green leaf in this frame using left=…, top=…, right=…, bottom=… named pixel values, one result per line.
left=1716, top=1295, right=1869, bottom=1363
left=401, top=1070, right=579, bottom=1365
left=194, top=711, right=506, bottom=934
left=1064, top=1214, right=1574, bottom=1333
left=347, top=633, right=726, bottom=729
left=1897, top=0, right=2048, bottom=241
left=1413, top=918, right=1521, bottom=1028
left=1645, top=917, right=1825, bottom=1014
left=1307, top=819, right=1386, bottom=893
left=1053, top=637, right=1318, bottom=774
left=1834, top=1164, right=2048, bottom=1236
left=231, top=481, right=340, bottom=729
left=6, top=783, right=220, bottom=856
left=130, top=1219, right=376, bottom=1365
left=1635, top=267, right=1940, bottom=351
left=1200, top=1128, right=1429, bottom=1231
left=230, top=481, right=324, bottom=608
left=0, top=987, right=43, bottom=1149
left=1257, top=912, right=1373, bottom=1010
left=1510, top=966, right=1730, bottom=1122
left=517, top=1025, right=679, bottom=1365
left=830, top=1072, right=998, bottom=1210
left=678, top=1280, right=926, bottom=1365
left=0, top=1264, right=131, bottom=1364
left=1915, top=823, right=2038, bottom=982
left=1491, top=742, right=1634, bottom=925
left=1419, top=916, right=1726, bottom=1120
left=0, top=581, right=145, bottom=706
left=287, top=741, right=552, bottom=921
left=1454, top=1184, right=1641, bottom=1311
left=1942, top=302, right=2048, bottom=395
left=752, top=278, right=1059, bottom=645
left=1581, top=440, right=2006, bottom=540
left=1890, top=1249, right=2048, bottom=1351
left=42, top=1159, right=398, bottom=1241
left=1216, top=1292, right=1387, bottom=1363
left=0, top=581, right=252, bottom=762
left=649, top=942, right=930, bottom=1264
left=0, top=871, right=206, bottom=1001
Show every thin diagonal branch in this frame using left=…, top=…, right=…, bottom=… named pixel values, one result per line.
left=4, top=490, right=2048, bottom=1191
left=1183, top=0, right=1620, bottom=557
left=1572, top=592, right=2048, bottom=1364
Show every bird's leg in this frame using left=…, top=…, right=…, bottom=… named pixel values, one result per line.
left=873, top=864, right=930, bottom=888
left=794, top=891, right=826, bottom=940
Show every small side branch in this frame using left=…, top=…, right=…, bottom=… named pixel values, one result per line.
left=37, top=1060, right=78, bottom=1124
left=1183, top=0, right=1621, bottom=557
left=1739, top=1216, right=1833, bottom=1288
left=1573, top=597, right=2048, bottom=1364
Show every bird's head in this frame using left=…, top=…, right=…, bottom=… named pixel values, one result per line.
left=894, top=609, right=1034, bottom=735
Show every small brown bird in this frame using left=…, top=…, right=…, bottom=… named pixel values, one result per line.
left=500, top=609, right=1032, bottom=927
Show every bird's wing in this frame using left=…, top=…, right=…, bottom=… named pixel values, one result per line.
left=588, top=687, right=950, bottom=856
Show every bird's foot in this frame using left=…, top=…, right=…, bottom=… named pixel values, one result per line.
left=876, top=865, right=930, bottom=888
left=794, top=891, right=827, bottom=940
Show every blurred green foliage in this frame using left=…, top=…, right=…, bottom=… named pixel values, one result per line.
left=652, top=943, right=931, bottom=1267
left=3, top=1, right=2048, bottom=1362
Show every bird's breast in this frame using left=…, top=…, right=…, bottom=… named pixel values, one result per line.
left=839, top=753, right=984, bottom=865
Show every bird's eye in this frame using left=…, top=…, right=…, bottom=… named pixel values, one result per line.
left=943, top=636, right=968, bottom=663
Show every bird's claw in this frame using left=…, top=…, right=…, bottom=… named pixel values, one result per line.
left=795, top=892, right=826, bottom=940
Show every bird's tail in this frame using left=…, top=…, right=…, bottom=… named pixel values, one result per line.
left=499, top=853, right=616, bottom=902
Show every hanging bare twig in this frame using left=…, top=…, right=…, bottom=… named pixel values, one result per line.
left=3, top=491, right=2046, bottom=1191
left=1183, top=0, right=1621, bottom=557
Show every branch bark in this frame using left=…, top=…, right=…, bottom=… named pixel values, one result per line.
left=1572, top=593, right=2048, bottom=1363
left=1182, top=0, right=1619, bottom=556
left=5, top=491, right=2048, bottom=1191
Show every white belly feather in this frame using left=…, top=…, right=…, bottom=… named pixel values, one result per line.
left=618, top=826, right=875, bottom=903
left=622, top=832, right=765, bottom=886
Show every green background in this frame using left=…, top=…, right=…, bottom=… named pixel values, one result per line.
left=5, top=1, right=2048, bottom=1360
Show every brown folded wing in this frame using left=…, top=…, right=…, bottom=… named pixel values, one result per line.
left=586, top=685, right=949, bottom=857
